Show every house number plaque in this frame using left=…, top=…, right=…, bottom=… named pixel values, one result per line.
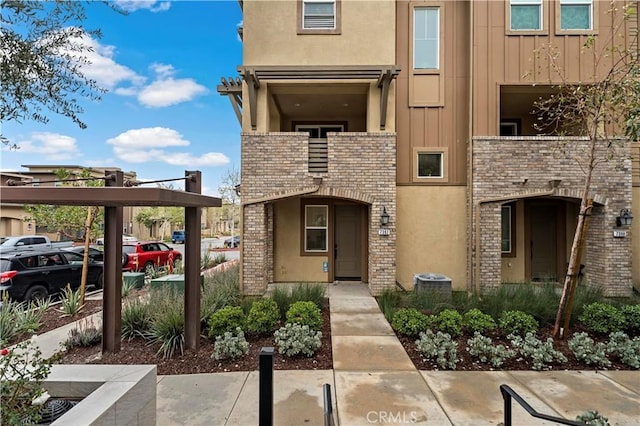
left=613, top=230, right=628, bottom=238
left=378, top=228, right=391, bottom=236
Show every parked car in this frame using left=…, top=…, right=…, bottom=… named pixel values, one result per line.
left=223, top=236, right=240, bottom=248
left=122, top=241, right=182, bottom=274
left=171, top=230, right=186, bottom=244
left=63, top=246, right=104, bottom=262
left=0, top=235, right=73, bottom=252
left=0, top=249, right=103, bottom=302
left=95, top=234, right=138, bottom=245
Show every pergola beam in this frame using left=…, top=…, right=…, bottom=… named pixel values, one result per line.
left=0, top=172, right=221, bottom=354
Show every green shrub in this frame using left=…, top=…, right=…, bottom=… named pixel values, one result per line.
left=415, top=330, right=459, bottom=369
left=466, top=332, right=515, bottom=367
left=143, top=289, right=185, bottom=358
left=207, top=306, right=245, bottom=338
left=271, top=283, right=326, bottom=319
left=567, top=332, right=612, bottom=368
left=285, top=301, right=323, bottom=330
left=462, top=308, right=497, bottom=335
left=509, top=332, right=567, bottom=370
left=1, top=339, right=52, bottom=425
left=390, top=308, right=433, bottom=336
left=621, top=304, right=640, bottom=334
left=246, top=298, right=280, bottom=335
left=499, top=310, right=539, bottom=336
left=212, top=328, right=250, bottom=360
left=607, top=331, right=640, bottom=369
left=65, top=318, right=102, bottom=349
left=59, top=285, right=84, bottom=316
left=274, top=323, right=322, bottom=357
left=200, top=267, right=241, bottom=323
left=147, top=305, right=184, bottom=359
left=579, top=302, right=625, bottom=334
left=435, top=309, right=464, bottom=337
left=121, top=299, right=152, bottom=340
left=378, top=289, right=403, bottom=322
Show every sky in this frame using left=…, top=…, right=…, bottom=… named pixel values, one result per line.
left=1, top=0, right=244, bottom=197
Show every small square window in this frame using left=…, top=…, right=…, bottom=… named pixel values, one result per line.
left=560, top=0, right=592, bottom=30
left=417, top=153, right=443, bottom=178
left=510, top=0, right=543, bottom=31
left=298, top=0, right=341, bottom=34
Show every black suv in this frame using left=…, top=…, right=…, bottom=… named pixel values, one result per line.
left=0, top=249, right=104, bottom=302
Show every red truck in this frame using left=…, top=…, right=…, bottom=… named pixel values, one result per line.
left=122, top=241, right=182, bottom=274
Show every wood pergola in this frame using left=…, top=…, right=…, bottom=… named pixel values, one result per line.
left=1, top=170, right=221, bottom=353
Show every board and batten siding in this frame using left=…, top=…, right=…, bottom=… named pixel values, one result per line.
left=396, top=0, right=471, bottom=186
left=472, top=0, right=637, bottom=136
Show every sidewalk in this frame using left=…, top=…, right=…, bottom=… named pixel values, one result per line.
left=155, top=283, right=640, bottom=425
left=24, top=283, right=640, bottom=425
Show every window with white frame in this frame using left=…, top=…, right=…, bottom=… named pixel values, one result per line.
left=510, top=0, right=543, bottom=31
left=305, top=205, right=328, bottom=252
left=31, top=178, right=40, bottom=187
left=302, top=0, right=335, bottom=30
left=417, top=152, right=443, bottom=178
left=560, top=0, right=592, bottom=30
left=413, top=7, right=440, bottom=69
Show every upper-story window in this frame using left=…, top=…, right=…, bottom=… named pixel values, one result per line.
left=510, top=0, right=543, bottom=31
left=413, top=7, right=440, bottom=70
left=298, top=0, right=341, bottom=34
left=559, top=0, right=594, bottom=31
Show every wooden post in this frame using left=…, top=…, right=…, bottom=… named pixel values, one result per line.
left=184, top=171, right=202, bottom=350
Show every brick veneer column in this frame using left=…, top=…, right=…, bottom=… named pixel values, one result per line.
left=241, top=132, right=397, bottom=296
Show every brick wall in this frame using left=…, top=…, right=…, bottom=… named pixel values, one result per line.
left=241, top=132, right=396, bottom=295
left=472, top=136, right=633, bottom=296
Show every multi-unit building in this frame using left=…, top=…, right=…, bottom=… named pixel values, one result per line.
left=0, top=165, right=140, bottom=239
left=219, top=0, right=639, bottom=297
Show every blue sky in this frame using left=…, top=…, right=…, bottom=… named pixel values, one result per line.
left=1, top=0, right=243, bottom=197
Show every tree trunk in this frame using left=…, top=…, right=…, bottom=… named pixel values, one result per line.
left=553, top=137, right=597, bottom=340
left=79, top=207, right=97, bottom=305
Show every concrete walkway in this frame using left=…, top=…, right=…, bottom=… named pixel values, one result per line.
left=20, top=283, right=640, bottom=425
left=155, top=283, right=640, bottom=425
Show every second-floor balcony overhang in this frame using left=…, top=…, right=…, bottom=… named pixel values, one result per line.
left=217, top=65, right=400, bottom=132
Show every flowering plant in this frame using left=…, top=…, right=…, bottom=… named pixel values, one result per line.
left=1, top=338, right=52, bottom=424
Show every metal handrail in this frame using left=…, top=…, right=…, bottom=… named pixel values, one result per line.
left=500, top=385, right=584, bottom=426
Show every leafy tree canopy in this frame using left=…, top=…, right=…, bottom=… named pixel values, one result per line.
left=1, top=1, right=121, bottom=145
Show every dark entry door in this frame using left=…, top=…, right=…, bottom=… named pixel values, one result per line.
left=334, top=205, right=362, bottom=279
left=529, top=204, right=558, bottom=281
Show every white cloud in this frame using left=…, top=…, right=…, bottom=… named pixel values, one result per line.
left=6, top=132, right=80, bottom=161
left=137, top=63, right=208, bottom=107
left=107, top=127, right=230, bottom=167
left=65, top=33, right=144, bottom=91
left=107, top=127, right=190, bottom=149
left=113, top=1, right=171, bottom=13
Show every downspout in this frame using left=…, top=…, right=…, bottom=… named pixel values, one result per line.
left=474, top=190, right=556, bottom=294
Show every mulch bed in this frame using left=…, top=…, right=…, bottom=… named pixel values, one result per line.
left=58, top=304, right=333, bottom=375
left=399, top=324, right=635, bottom=371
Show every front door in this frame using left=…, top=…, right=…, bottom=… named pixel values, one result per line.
left=334, top=205, right=362, bottom=280
left=527, top=202, right=566, bottom=282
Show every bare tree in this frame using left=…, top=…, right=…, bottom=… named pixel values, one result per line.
left=218, top=166, right=240, bottom=238
left=531, top=2, right=640, bottom=339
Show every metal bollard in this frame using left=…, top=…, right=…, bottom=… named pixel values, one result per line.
left=323, top=383, right=335, bottom=426
left=259, top=347, right=274, bottom=426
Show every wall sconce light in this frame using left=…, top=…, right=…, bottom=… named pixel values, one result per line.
left=380, top=207, right=390, bottom=226
left=616, top=209, right=633, bottom=227
left=27, top=223, right=32, bottom=231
